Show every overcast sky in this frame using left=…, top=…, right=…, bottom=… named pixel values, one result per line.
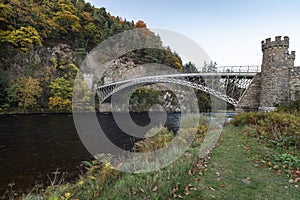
left=87, top=0, right=300, bottom=67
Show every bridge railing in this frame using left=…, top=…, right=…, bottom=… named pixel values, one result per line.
left=215, top=65, right=261, bottom=73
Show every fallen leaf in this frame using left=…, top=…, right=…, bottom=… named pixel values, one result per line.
left=174, top=194, right=183, bottom=199
left=152, top=185, right=158, bottom=192
left=243, top=146, right=250, bottom=151
left=283, top=165, right=288, bottom=169
left=220, top=183, right=225, bottom=187
left=130, top=186, right=136, bottom=195
left=242, top=178, right=251, bottom=184
left=194, top=177, right=200, bottom=182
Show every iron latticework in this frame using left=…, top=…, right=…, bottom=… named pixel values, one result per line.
left=97, top=66, right=260, bottom=107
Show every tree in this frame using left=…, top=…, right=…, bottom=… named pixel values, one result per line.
left=0, top=2, right=13, bottom=29
left=203, top=61, right=217, bottom=72
left=72, top=79, right=94, bottom=112
left=0, top=26, right=42, bottom=51
left=0, top=77, right=8, bottom=109
left=183, top=62, right=198, bottom=73
left=48, top=77, right=73, bottom=112
left=82, top=22, right=102, bottom=50
left=4, top=83, right=19, bottom=111
left=17, top=77, right=42, bottom=111
left=51, top=0, right=81, bottom=34
left=135, top=20, right=147, bottom=28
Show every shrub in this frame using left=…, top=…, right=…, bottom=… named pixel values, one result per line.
left=232, top=112, right=300, bottom=148
left=133, top=126, right=174, bottom=152
left=274, top=153, right=300, bottom=168
left=133, top=115, right=209, bottom=153
left=255, top=112, right=300, bottom=140
left=272, top=136, right=299, bottom=149
left=231, top=112, right=265, bottom=126
left=277, top=99, right=300, bottom=115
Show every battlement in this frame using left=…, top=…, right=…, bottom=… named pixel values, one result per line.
left=261, top=36, right=289, bottom=51
left=290, top=51, right=296, bottom=60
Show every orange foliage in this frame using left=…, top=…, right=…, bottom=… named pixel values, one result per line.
left=135, top=20, right=147, bottom=28
left=119, top=17, right=124, bottom=24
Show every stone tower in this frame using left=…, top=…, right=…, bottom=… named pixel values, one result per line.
left=259, top=36, right=296, bottom=111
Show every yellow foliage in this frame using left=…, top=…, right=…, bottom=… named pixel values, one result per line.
left=81, top=12, right=93, bottom=22
left=49, top=97, right=72, bottom=112
left=0, top=26, right=42, bottom=52
left=17, top=77, right=42, bottom=111
left=64, top=192, right=71, bottom=199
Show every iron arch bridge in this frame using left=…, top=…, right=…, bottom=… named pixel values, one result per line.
left=96, top=66, right=260, bottom=107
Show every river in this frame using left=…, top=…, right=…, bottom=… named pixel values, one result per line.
left=0, top=113, right=181, bottom=195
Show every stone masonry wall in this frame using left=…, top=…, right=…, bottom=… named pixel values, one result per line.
left=290, top=66, right=300, bottom=101
left=236, top=73, right=261, bottom=111
left=237, top=36, right=300, bottom=111
left=259, top=36, right=295, bottom=111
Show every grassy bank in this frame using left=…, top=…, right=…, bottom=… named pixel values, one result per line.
left=195, top=125, right=299, bottom=199
left=18, top=112, right=300, bottom=200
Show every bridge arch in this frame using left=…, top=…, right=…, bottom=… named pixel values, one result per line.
left=97, top=76, right=239, bottom=107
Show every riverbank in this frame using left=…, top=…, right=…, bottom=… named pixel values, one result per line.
left=17, top=111, right=300, bottom=199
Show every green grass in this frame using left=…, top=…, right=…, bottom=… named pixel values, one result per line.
left=192, top=125, right=300, bottom=199
left=21, top=125, right=300, bottom=200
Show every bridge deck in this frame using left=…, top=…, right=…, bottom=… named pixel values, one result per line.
left=98, top=72, right=258, bottom=88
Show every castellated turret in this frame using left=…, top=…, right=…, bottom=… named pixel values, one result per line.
left=259, top=36, right=296, bottom=111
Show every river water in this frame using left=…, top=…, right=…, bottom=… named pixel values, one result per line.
left=0, top=113, right=181, bottom=194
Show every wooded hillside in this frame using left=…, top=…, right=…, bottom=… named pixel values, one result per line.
left=0, top=0, right=184, bottom=113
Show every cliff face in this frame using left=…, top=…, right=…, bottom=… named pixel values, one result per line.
left=0, top=42, right=78, bottom=112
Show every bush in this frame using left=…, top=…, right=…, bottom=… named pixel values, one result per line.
left=255, top=112, right=300, bottom=140
left=232, top=112, right=300, bottom=148
left=133, top=115, right=209, bottom=153
left=277, top=99, right=300, bottom=115
left=133, top=126, right=174, bottom=152
left=231, top=112, right=265, bottom=126
left=274, top=153, right=300, bottom=168
left=271, top=136, right=299, bottom=150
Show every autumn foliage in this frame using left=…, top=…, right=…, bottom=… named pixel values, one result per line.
left=135, top=20, right=147, bottom=28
